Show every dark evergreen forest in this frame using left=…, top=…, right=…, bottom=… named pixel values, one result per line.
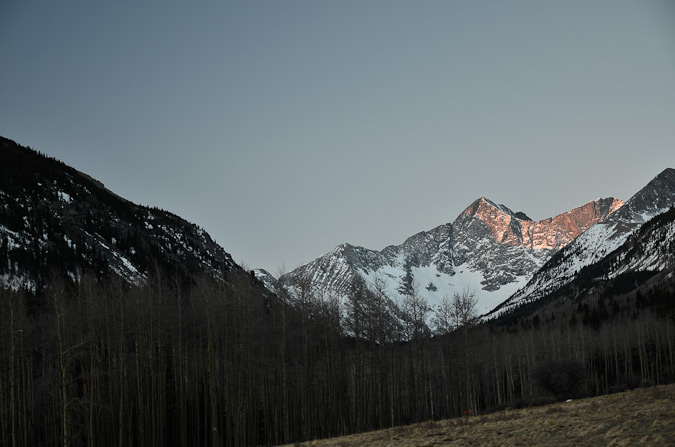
left=1, top=270, right=673, bottom=446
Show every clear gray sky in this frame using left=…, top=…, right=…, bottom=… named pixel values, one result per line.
left=2, top=1, right=674, bottom=274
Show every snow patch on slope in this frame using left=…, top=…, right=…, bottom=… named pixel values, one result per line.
left=357, top=262, right=529, bottom=316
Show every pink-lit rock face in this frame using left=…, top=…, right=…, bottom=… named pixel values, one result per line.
left=459, top=197, right=624, bottom=250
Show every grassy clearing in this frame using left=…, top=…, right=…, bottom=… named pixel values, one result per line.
left=284, top=384, right=675, bottom=447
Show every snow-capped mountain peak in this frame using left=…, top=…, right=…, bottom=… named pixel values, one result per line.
left=280, top=194, right=623, bottom=320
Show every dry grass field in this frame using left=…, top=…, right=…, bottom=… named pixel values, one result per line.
left=285, top=384, right=675, bottom=447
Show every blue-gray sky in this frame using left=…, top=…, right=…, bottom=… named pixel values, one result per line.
left=2, top=1, right=674, bottom=274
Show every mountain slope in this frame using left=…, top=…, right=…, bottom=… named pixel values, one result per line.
left=0, top=136, right=239, bottom=291
left=489, top=204, right=675, bottom=325
left=280, top=195, right=622, bottom=315
left=497, top=168, right=675, bottom=314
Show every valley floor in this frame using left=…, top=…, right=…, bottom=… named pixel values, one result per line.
left=285, top=384, right=675, bottom=447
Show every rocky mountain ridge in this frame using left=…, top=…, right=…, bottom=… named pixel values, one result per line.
left=497, top=168, right=675, bottom=314
left=278, top=194, right=623, bottom=315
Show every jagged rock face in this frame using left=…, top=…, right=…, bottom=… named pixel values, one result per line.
left=450, top=197, right=622, bottom=293
left=280, top=194, right=623, bottom=314
left=497, top=168, right=675, bottom=314
left=282, top=243, right=388, bottom=299
left=383, top=223, right=454, bottom=274
left=456, top=199, right=524, bottom=247
left=0, top=136, right=237, bottom=291
left=456, top=197, right=624, bottom=251
left=522, top=197, right=624, bottom=249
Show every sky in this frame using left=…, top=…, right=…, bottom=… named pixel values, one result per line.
left=1, top=1, right=674, bottom=275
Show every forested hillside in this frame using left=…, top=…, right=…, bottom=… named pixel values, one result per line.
left=0, top=136, right=237, bottom=291
left=1, top=268, right=673, bottom=446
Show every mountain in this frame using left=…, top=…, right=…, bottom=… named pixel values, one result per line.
left=278, top=195, right=623, bottom=316
left=490, top=204, right=675, bottom=325
left=0, top=136, right=245, bottom=292
left=495, top=168, right=675, bottom=315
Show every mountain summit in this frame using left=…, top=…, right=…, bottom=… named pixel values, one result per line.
left=279, top=195, right=623, bottom=315
left=456, top=196, right=623, bottom=251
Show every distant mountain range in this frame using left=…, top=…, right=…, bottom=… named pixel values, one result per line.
left=272, top=168, right=675, bottom=322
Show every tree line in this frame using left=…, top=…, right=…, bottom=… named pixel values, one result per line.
left=0, top=270, right=673, bottom=446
